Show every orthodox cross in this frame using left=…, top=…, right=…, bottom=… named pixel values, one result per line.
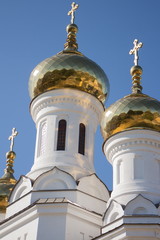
left=129, top=39, right=143, bottom=66
left=68, top=2, right=79, bottom=24
left=8, top=128, right=18, bottom=151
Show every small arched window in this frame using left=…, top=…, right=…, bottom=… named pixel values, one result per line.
left=57, top=119, right=67, bottom=151
left=78, top=123, right=86, bottom=155
left=38, top=121, right=47, bottom=157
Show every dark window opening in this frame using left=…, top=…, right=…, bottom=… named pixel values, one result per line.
left=57, top=119, right=67, bottom=151
left=78, top=123, right=85, bottom=155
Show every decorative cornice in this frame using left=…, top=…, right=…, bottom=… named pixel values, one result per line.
left=105, top=137, right=160, bottom=161
left=30, top=91, right=104, bottom=122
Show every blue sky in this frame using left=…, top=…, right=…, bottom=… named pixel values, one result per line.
left=0, top=0, right=159, bottom=190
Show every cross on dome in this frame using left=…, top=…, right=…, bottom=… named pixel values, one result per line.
left=68, top=2, right=79, bottom=24
left=129, top=39, right=143, bottom=66
left=8, top=128, right=18, bottom=152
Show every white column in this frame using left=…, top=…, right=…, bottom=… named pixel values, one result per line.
left=27, top=89, right=104, bottom=180
left=104, top=129, right=160, bottom=205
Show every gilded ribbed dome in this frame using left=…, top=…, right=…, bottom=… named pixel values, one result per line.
left=29, top=22, right=109, bottom=103
left=101, top=93, right=160, bottom=140
left=29, top=51, right=109, bottom=103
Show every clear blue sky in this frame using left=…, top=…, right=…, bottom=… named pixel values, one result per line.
left=0, top=0, right=159, bottom=190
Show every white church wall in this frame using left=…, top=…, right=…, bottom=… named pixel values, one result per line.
left=0, top=206, right=39, bottom=240
left=1, top=200, right=103, bottom=240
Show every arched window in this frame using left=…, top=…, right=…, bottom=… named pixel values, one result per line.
left=78, top=123, right=85, bottom=155
left=57, top=119, right=67, bottom=151
left=38, top=121, right=47, bottom=157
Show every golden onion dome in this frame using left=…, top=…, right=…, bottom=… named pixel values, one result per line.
left=29, top=50, right=109, bottom=103
left=29, top=10, right=109, bottom=103
left=101, top=92, right=160, bottom=140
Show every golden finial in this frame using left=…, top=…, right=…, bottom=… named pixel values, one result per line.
left=63, top=2, right=79, bottom=52
left=129, top=39, right=143, bottom=66
left=129, top=39, right=143, bottom=94
left=68, top=2, right=79, bottom=24
left=3, top=128, right=18, bottom=179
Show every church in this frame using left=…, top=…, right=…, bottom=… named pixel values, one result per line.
left=0, top=2, right=160, bottom=239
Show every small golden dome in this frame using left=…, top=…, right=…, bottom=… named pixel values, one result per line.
left=101, top=93, right=160, bottom=140
left=29, top=5, right=109, bottom=103
left=0, top=151, right=17, bottom=213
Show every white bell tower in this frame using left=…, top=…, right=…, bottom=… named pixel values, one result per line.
left=28, top=88, right=104, bottom=180
left=0, top=3, right=110, bottom=240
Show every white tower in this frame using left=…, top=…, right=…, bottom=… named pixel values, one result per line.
left=99, top=40, right=160, bottom=240
left=0, top=3, right=110, bottom=240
